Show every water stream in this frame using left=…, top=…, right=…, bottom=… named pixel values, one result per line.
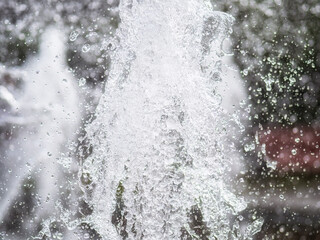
left=0, top=0, right=265, bottom=239
left=79, top=0, right=262, bottom=239
left=0, top=27, right=80, bottom=236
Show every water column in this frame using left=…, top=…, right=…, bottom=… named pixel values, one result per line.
left=82, top=0, right=262, bottom=239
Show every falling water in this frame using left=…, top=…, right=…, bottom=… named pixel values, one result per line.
left=79, top=0, right=262, bottom=239
left=0, top=27, right=80, bottom=234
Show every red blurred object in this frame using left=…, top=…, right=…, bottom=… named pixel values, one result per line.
left=258, top=126, right=320, bottom=172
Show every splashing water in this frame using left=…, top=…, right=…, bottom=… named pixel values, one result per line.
left=0, top=27, right=80, bottom=228
left=81, top=0, right=262, bottom=239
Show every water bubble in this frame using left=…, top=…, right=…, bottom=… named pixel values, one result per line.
left=69, top=30, right=80, bottom=42
left=82, top=44, right=91, bottom=53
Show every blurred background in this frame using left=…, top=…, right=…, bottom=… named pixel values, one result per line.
left=215, top=1, right=320, bottom=239
left=0, top=0, right=320, bottom=239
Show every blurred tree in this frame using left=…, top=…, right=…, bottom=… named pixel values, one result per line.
left=214, top=1, right=320, bottom=239
left=215, top=0, right=320, bottom=127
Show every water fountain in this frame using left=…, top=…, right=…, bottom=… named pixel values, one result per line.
left=0, top=0, right=265, bottom=239
left=77, top=0, right=262, bottom=239
left=0, top=27, right=80, bottom=238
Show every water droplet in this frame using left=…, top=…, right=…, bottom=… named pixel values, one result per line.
left=8, top=168, right=12, bottom=173
left=79, top=78, right=86, bottom=87
left=242, top=69, right=248, bottom=76
left=244, top=142, right=255, bottom=152
left=289, top=77, right=296, bottom=84
left=295, top=138, right=300, bottom=143
left=69, top=30, right=80, bottom=42
left=291, top=149, right=297, bottom=155
left=47, top=152, right=52, bottom=157
left=82, top=44, right=91, bottom=53
left=265, top=79, right=272, bottom=91
left=261, top=143, right=266, bottom=155
left=266, top=159, right=277, bottom=170
left=279, top=225, right=285, bottom=233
